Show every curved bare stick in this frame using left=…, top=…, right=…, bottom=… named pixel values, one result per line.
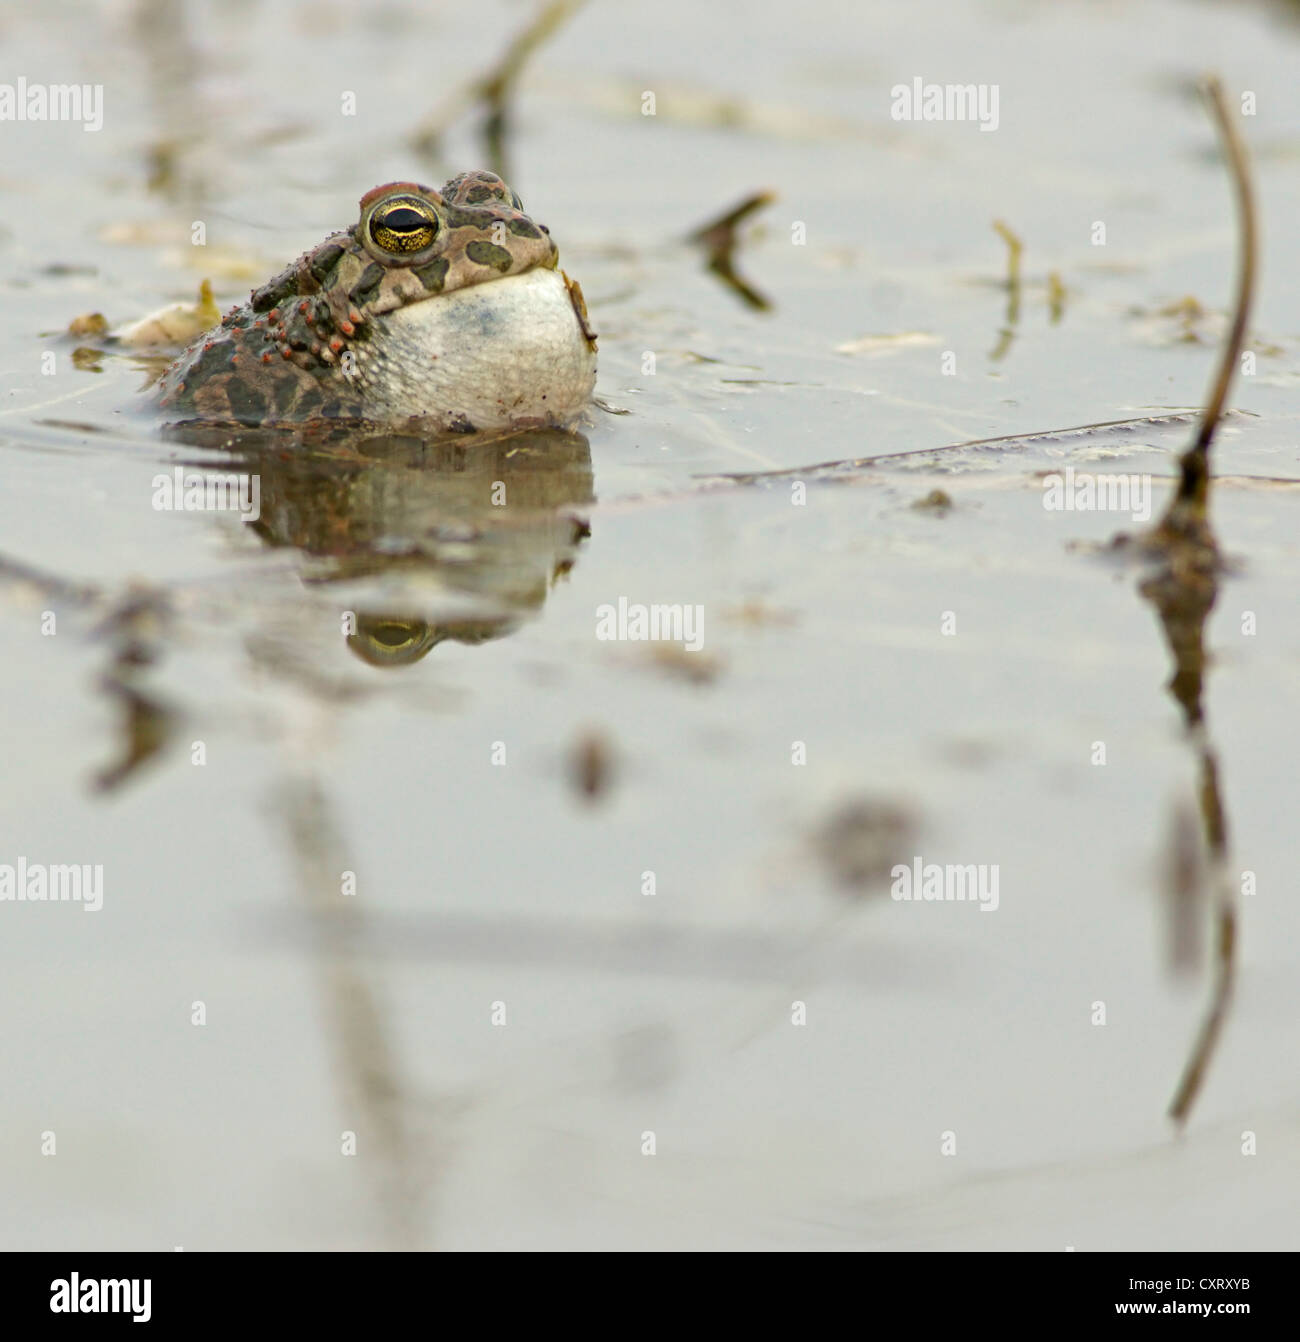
left=1176, top=76, right=1259, bottom=508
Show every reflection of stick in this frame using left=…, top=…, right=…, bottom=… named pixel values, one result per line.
left=989, top=219, right=1023, bottom=360
left=1169, top=806, right=1236, bottom=1124
left=1173, top=76, right=1258, bottom=510
left=281, top=779, right=426, bottom=1246
left=992, top=219, right=1022, bottom=324
left=1169, top=900, right=1236, bottom=1124
left=1047, top=270, right=1066, bottom=324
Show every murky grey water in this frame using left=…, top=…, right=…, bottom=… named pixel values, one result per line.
left=3, top=0, right=1300, bottom=1249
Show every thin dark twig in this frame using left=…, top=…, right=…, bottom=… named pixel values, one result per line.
left=1176, top=76, right=1258, bottom=508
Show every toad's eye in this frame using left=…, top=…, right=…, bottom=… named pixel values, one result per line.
left=367, top=196, right=439, bottom=255
left=510, top=190, right=523, bottom=210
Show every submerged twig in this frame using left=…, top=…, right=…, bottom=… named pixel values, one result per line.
left=693, top=410, right=1234, bottom=485
left=689, top=190, right=776, bottom=250
left=688, top=190, right=776, bottom=311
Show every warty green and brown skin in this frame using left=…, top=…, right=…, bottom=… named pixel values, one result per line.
left=157, top=171, right=589, bottom=424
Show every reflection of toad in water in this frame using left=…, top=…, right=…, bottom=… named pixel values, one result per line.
left=168, top=425, right=593, bottom=667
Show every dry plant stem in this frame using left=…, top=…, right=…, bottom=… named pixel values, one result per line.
left=1169, top=75, right=1258, bottom=517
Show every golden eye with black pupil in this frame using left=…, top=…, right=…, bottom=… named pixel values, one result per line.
left=366, top=196, right=439, bottom=256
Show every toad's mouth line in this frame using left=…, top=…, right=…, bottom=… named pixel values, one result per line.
left=391, top=263, right=554, bottom=310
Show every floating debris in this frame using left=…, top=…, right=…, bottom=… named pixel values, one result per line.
left=70, top=346, right=105, bottom=372
left=569, top=728, right=615, bottom=802
left=66, top=311, right=108, bottom=338
left=1128, top=295, right=1218, bottom=346
left=643, top=644, right=721, bottom=685
left=911, top=488, right=954, bottom=514
left=719, top=600, right=797, bottom=628
left=811, top=797, right=916, bottom=893
left=112, top=278, right=220, bottom=348
left=835, top=331, right=939, bottom=356
left=569, top=75, right=882, bottom=143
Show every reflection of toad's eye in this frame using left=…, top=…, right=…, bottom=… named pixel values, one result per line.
left=346, top=617, right=443, bottom=668
left=367, top=197, right=439, bottom=255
